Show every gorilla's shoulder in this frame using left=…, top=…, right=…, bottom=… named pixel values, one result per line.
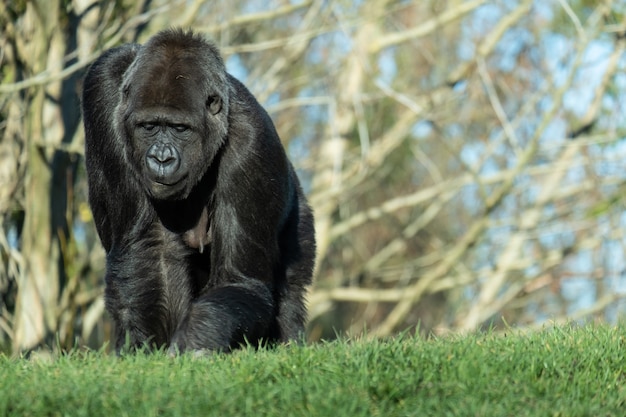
left=87, top=43, right=140, bottom=84
left=226, top=74, right=256, bottom=103
left=225, top=73, right=276, bottom=132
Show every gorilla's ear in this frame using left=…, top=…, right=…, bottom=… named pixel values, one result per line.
left=207, top=95, right=222, bottom=115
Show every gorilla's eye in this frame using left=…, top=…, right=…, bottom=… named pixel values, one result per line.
left=139, top=123, right=156, bottom=131
left=172, top=124, right=189, bottom=133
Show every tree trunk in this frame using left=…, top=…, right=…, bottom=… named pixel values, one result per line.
left=12, top=0, right=66, bottom=352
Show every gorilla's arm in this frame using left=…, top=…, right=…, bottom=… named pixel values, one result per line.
left=83, top=45, right=196, bottom=351
left=82, top=44, right=144, bottom=251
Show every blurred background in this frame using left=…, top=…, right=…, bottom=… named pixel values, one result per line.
left=0, top=0, right=625, bottom=354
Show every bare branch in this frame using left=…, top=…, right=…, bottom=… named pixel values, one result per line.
left=448, top=0, right=533, bottom=85
left=370, top=0, right=488, bottom=53
left=0, top=5, right=172, bottom=94
left=197, top=1, right=315, bottom=33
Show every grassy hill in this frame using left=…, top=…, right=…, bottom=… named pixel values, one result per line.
left=1, top=324, right=624, bottom=416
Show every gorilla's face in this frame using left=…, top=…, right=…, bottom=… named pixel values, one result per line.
left=117, top=41, right=229, bottom=201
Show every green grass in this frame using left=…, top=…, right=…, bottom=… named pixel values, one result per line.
left=1, top=325, right=625, bottom=416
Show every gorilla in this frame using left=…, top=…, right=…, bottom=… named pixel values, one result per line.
left=81, top=29, right=315, bottom=354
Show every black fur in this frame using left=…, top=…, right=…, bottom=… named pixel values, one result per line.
left=81, top=29, right=315, bottom=354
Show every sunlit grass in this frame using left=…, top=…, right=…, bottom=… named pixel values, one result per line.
left=1, top=324, right=625, bottom=416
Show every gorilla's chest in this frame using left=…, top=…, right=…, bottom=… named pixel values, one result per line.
left=181, top=206, right=211, bottom=253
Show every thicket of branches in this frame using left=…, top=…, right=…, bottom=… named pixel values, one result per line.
left=1, top=0, right=625, bottom=353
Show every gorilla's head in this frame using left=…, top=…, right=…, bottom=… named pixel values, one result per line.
left=116, top=30, right=230, bottom=200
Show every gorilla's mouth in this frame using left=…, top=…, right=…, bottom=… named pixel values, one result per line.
left=146, top=173, right=189, bottom=200
left=143, top=143, right=187, bottom=193
left=154, top=174, right=186, bottom=187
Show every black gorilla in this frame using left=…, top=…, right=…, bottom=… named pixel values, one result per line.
left=81, top=29, right=315, bottom=354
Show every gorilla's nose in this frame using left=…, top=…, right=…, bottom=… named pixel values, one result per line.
left=146, top=143, right=181, bottom=180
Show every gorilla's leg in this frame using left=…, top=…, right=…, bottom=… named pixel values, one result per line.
left=105, top=230, right=195, bottom=352
left=273, top=191, right=316, bottom=342
left=169, top=281, right=274, bottom=353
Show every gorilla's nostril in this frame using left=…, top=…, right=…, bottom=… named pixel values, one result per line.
left=149, top=143, right=176, bottom=163
left=146, top=143, right=181, bottom=178
left=151, top=153, right=175, bottom=165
